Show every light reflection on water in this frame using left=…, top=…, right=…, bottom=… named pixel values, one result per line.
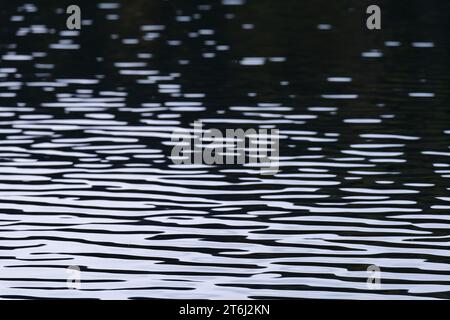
left=0, top=0, right=450, bottom=299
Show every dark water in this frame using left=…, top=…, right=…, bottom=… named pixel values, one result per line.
left=1, top=0, right=450, bottom=299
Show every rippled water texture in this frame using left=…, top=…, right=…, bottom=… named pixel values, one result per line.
left=1, top=0, right=450, bottom=299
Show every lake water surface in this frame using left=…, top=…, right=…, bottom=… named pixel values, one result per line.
left=0, top=0, right=450, bottom=299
